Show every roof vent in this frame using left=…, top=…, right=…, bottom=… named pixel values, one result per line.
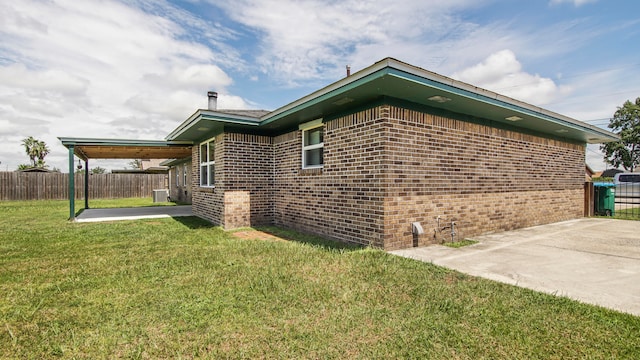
left=428, top=95, right=451, bottom=103
left=207, top=91, right=218, bottom=110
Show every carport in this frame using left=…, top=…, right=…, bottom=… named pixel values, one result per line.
left=58, top=137, right=192, bottom=220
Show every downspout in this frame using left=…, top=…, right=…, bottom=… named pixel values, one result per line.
left=68, top=145, right=75, bottom=220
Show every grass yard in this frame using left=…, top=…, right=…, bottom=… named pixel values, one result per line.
left=614, top=207, right=640, bottom=220
left=1, top=199, right=639, bottom=358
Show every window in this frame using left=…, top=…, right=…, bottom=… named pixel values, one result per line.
left=175, top=166, right=180, bottom=187
left=301, top=120, right=324, bottom=169
left=183, top=164, right=188, bottom=187
left=200, top=139, right=215, bottom=187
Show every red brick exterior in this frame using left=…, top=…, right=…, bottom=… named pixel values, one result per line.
left=192, top=133, right=273, bottom=228
left=273, top=110, right=386, bottom=247
left=381, top=105, right=584, bottom=249
left=191, top=103, right=586, bottom=250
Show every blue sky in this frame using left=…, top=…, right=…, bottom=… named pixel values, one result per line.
left=1, top=0, right=639, bottom=171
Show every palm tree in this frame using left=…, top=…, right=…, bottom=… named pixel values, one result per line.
left=21, top=137, right=50, bottom=168
left=21, top=136, right=38, bottom=167
left=34, top=140, right=50, bottom=168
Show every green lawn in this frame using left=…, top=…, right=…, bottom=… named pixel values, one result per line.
left=1, top=199, right=639, bottom=358
left=613, top=207, right=640, bottom=220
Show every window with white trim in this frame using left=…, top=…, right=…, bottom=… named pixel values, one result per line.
left=199, top=139, right=215, bottom=187
left=183, top=163, right=188, bottom=187
left=175, top=166, right=180, bottom=187
left=301, top=120, right=324, bottom=169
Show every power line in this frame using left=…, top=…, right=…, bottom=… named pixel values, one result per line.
left=544, top=89, right=640, bottom=107
left=583, top=118, right=610, bottom=123
left=587, top=146, right=603, bottom=156
left=492, top=62, right=640, bottom=91
left=553, top=62, right=640, bottom=81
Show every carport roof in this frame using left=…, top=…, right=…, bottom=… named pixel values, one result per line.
left=166, top=57, right=618, bottom=144
left=58, top=137, right=192, bottom=161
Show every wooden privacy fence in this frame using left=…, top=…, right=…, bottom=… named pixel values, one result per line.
left=0, top=172, right=168, bottom=201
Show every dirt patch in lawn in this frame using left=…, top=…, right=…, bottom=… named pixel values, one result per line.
left=232, top=230, right=286, bottom=242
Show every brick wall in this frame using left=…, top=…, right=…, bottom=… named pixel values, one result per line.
left=192, top=134, right=224, bottom=225
left=381, top=105, right=585, bottom=250
left=273, top=108, right=386, bottom=247
left=222, top=133, right=273, bottom=226
left=191, top=132, right=273, bottom=228
left=191, top=102, right=586, bottom=250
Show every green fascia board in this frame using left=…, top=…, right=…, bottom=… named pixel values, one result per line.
left=385, top=67, right=617, bottom=142
left=159, top=157, right=191, bottom=167
left=259, top=70, right=387, bottom=127
left=164, top=57, right=618, bottom=144
left=58, top=137, right=192, bottom=148
left=165, top=110, right=205, bottom=140
left=381, top=96, right=586, bottom=145
left=165, top=110, right=261, bottom=141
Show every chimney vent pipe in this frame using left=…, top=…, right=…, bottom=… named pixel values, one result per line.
left=207, top=91, right=218, bottom=110
left=346, top=65, right=351, bottom=77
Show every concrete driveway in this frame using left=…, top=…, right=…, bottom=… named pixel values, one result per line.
left=390, top=218, right=640, bottom=316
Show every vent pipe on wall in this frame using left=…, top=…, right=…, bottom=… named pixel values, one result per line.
left=207, top=91, right=218, bottom=110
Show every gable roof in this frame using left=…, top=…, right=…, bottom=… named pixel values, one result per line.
left=166, top=57, right=618, bottom=144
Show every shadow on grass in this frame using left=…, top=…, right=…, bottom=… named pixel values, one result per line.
left=172, top=216, right=217, bottom=229
left=255, top=226, right=364, bottom=252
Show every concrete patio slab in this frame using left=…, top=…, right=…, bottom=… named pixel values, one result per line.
left=75, top=205, right=193, bottom=222
left=390, top=218, right=640, bottom=316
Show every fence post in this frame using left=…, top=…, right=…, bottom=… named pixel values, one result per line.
left=584, top=182, right=594, bottom=217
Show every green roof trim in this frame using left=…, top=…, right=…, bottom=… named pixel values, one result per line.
left=385, top=67, right=607, bottom=139
left=59, top=137, right=192, bottom=147
left=259, top=68, right=388, bottom=127
left=160, top=158, right=191, bottom=167
left=165, top=57, right=618, bottom=144
left=165, top=110, right=261, bottom=141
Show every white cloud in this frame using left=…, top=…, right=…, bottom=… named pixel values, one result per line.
left=0, top=0, right=634, bottom=174
left=549, top=0, right=597, bottom=7
left=451, top=50, right=571, bottom=105
left=0, top=64, right=89, bottom=96
left=450, top=49, right=639, bottom=172
left=213, top=0, right=491, bottom=86
left=0, top=0, right=251, bottom=172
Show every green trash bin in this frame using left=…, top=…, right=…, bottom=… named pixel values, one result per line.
left=593, top=182, right=615, bottom=216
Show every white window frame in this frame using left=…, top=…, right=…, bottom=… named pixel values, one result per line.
left=175, top=166, right=180, bottom=188
left=199, top=138, right=215, bottom=187
left=300, top=119, right=324, bottom=169
left=183, top=163, right=188, bottom=187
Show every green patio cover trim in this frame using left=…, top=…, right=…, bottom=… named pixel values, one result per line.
left=58, top=137, right=193, bottom=221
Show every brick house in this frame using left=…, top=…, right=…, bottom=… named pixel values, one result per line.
left=161, top=158, right=193, bottom=204
left=164, top=58, right=616, bottom=250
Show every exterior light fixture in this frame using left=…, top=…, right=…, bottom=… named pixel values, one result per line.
left=77, top=159, right=83, bottom=170
left=555, top=129, right=569, bottom=133
left=197, top=127, right=210, bottom=131
left=505, top=116, right=523, bottom=121
left=332, top=97, right=354, bottom=106
left=428, top=95, right=452, bottom=103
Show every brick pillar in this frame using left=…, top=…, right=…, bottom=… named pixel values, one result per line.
left=224, top=191, right=251, bottom=229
